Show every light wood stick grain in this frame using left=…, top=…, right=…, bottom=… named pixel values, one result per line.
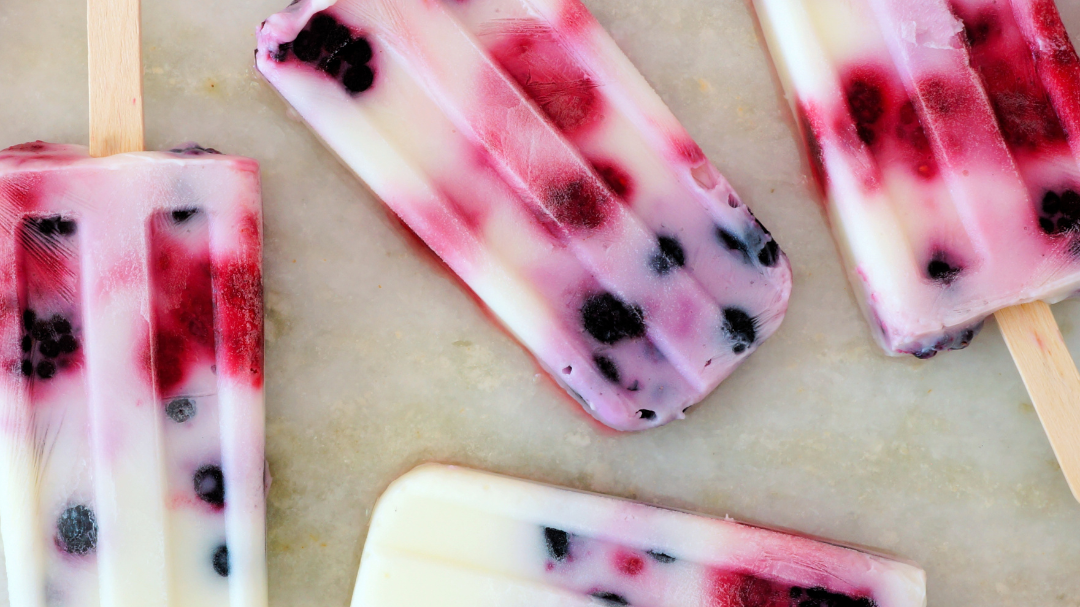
left=88, top=0, right=144, bottom=157
left=996, top=301, right=1080, bottom=503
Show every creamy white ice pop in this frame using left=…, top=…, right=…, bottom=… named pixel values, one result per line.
left=353, top=464, right=927, bottom=607
left=754, top=0, right=1080, bottom=358
left=0, top=142, right=266, bottom=607
left=255, top=0, right=792, bottom=431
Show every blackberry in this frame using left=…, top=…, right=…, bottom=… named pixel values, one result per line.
left=36, top=360, right=56, bottom=379
left=56, top=505, right=97, bottom=555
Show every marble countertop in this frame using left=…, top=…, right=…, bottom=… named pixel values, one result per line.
left=2, top=0, right=1079, bottom=605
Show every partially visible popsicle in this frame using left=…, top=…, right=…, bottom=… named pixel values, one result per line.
left=255, top=0, right=792, bottom=430
left=352, top=464, right=927, bottom=607
left=754, top=0, right=1080, bottom=358
left=0, top=143, right=266, bottom=607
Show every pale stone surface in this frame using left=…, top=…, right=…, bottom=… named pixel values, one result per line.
left=1, top=0, right=1079, bottom=605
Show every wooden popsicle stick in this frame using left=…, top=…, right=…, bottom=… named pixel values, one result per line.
left=88, top=0, right=144, bottom=157
left=996, top=301, right=1080, bottom=503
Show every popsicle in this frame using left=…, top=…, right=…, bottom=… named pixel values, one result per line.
left=255, top=0, right=792, bottom=431
left=0, top=0, right=267, bottom=605
left=753, top=0, right=1080, bottom=498
left=352, top=464, right=927, bottom=607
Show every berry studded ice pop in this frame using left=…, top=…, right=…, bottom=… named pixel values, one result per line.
left=0, top=143, right=266, bottom=607
left=352, top=464, right=927, bottom=607
left=754, top=0, right=1080, bottom=359
left=753, top=0, right=1080, bottom=501
left=255, top=0, right=792, bottom=431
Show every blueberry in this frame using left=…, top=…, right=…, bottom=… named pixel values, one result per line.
left=637, top=409, right=656, bottom=420
left=757, top=239, right=781, bottom=267
left=212, top=544, right=229, bottom=577
left=646, top=550, right=675, bottom=563
left=166, top=398, right=197, bottom=423
left=171, top=208, right=198, bottom=223
left=593, top=355, right=620, bottom=384
left=58, top=334, right=78, bottom=354
left=194, top=465, right=225, bottom=507
left=51, top=315, right=72, bottom=335
left=581, top=293, right=646, bottom=345
left=56, top=505, right=97, bottom=555
left=722, top=307, right=756, bottom=354
left=716, top=227, right=750, bottom=257
left=790, top=586, right=804, bottom=599
left=543, top=527, right=570, bottom=561
left=273, top=42, right=292, bottom=62
left=320, top=56, right=343, bottom=77
left=36, top=360, right=56, bottom=379
left=343, top=65, right=376, bottom=94
left=20, top=335, right=31, bottom=353
left=56, top=219, right=77, bottom=235
left=339, top=37, right=373, bottom=66
left=926, top=251, right=962, bottom=284
left=39, top=339, right=60, bottom=358
left=650, top=235, right=686, bottom=275
left=22, top=309, right=36, bottom=331
left=590, top=592, right=629, bottom=605
left=20, top=359, right=33, bottom=376
left=36, top=218, right=58, bottom=235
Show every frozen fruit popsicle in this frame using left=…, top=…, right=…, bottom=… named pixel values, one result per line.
left=255, top=0, right=792, bottom=431
left=0, top=143, right=266, bottom=607
left=754, top=0, right=1080, bottom=358
left=753, top=0, right=1080, bottom=498
left=352, top=464, right=927, bottom=607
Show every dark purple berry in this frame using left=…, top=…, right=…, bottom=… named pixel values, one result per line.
left=20, top=335, right=31, bottom=353
left=593, top=355, right=620, bottom=383
left=166, top=398, right=196, bottom=423
left=58, top=334, right=78, bottom=354
left=722, top=307, right=756, bottom=354
left=1039, top=189, right=1080, bottom=235
left=56, top=505, right=97, bottom=555
left=581, top=293, right=646, bottom=345
left=212, top=544, right=229, bottom=577
left=637, top=409, right=656, bottom=420
left=926, top=250, right=963, bottom=284
left=343, top=64, right=376, bottom=94
left=324, top=23, right=351, bottom=53
left=292, top=29, right=322, bottom=62
left=36, top=360, right=56, bottom=379
left=194, top=465, right=225, bottom=507
left=339, top=37, right=373, bottom=66
left=22, top=309, right=36, bottom=331
left=590, top=592, right=629, bottom=605
left=171, top=208, right=198, bottom=223
left=39, top=339, right=60, bottom=359
left=35, top=218, right=58, bottom=235
left=650, top=235, right=686, bottom=275
left=647, top=550, right=675, bottom=563
left=51, top=316, right=72, bottom=335
left=758, top=239, right=781, bottom=267
left=717, top=227, right=750, bottom=257
left=543, top=527, right=570, bottom=561
left=20, top=360, right=33, bottom=376
left=31, top=320, right=54, bottom=341
left=56, top=219, right=76, bottom=235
